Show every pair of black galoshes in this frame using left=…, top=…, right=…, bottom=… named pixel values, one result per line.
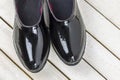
left=13, top=0, right=86, bottom=73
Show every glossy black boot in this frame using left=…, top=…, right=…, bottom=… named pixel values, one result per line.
left=13, top=0, right=50, bottom=72
left=47, top=0, right=86, bottom=65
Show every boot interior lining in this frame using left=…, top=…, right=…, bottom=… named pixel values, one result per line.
left=16, top=0, right=42, bottom=26
left=49, top=0, right=74, bottom=20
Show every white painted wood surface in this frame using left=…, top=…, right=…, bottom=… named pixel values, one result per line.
left=49, top=47, right=105, bottom=80
left=0, top=0, right=15, bottom=26
left=0, top=51, right=30, bottom=80
left=85, top=0, right=120, bottom=29
left=84, top=34, right=120, bottom=80
left=0, top=0, right=120, bottom=80
left=80, top=0, right=120, bottom=59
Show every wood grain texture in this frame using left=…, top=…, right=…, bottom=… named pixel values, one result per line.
left=85, top=0, right=120, bottom=29
left=0, top=51, right=30, bottom=80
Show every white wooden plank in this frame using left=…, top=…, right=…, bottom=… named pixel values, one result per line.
left=77, top=1, right=120, bottom=79
left=0, top=19, right=68, bottom=80
left=0, top=0, right=15, bottom=26
left=84, top=34, right=120, bottom=80
left=0, top=17, right=105, bottom=80
left=77, top=0, right=120, bottom=59
left=49, top=48, right=105, bottom=80
left=85, top=0, right=120, bottom=29
left=0, top=51, right=30, bottom=80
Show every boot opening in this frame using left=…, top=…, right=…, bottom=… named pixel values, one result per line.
left=16, top=0, right=42, bottom=26
left=49, top=0, right=74, bottom=20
